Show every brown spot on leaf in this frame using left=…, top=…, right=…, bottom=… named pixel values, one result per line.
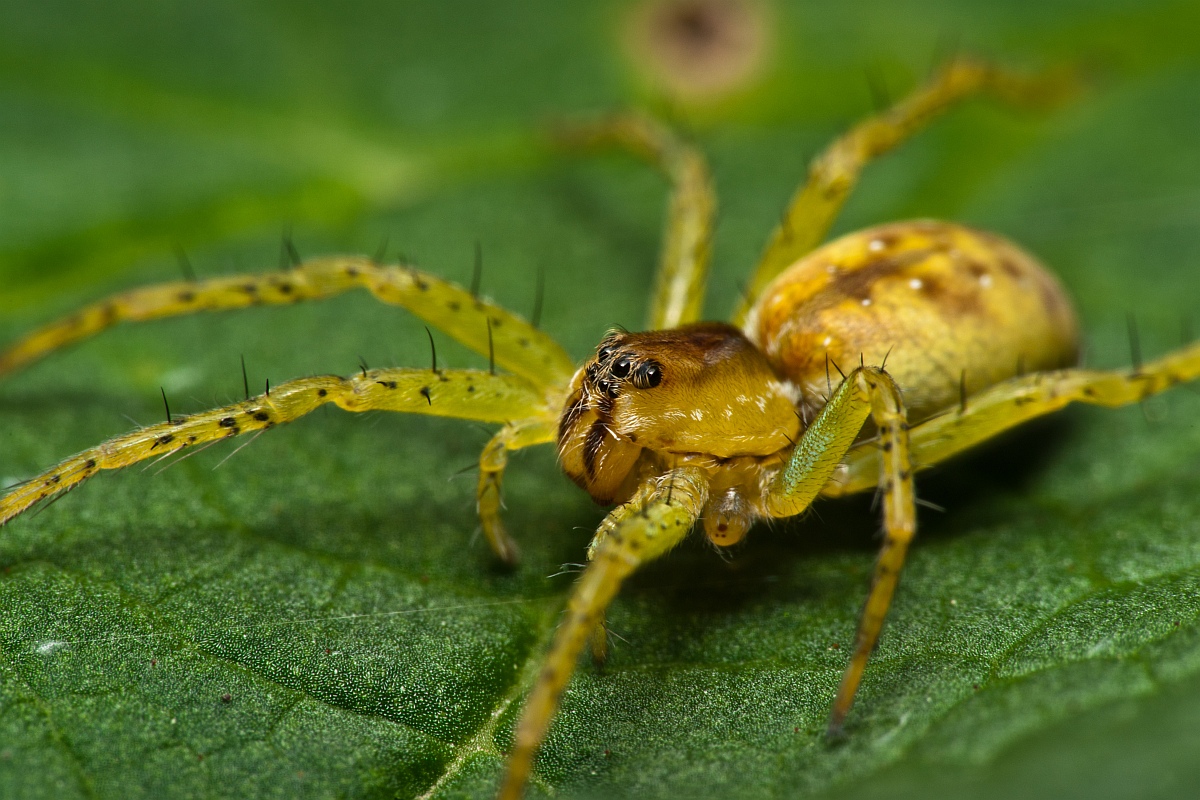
left=627, top=0, right=769, bottom=101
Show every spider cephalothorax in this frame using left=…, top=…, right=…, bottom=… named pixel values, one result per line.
left=3, top=58, right=1198, bottom=800
left=558, top=322, right=800, bottom=505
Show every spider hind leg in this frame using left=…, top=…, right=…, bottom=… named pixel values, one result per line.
left=734, top=56, right=1080, bottom=324
left=556, top=112, right=716, bottom=330
left=828, top=340, right=1200, bottom=498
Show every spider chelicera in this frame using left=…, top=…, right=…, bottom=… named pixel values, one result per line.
left=3, top=58, right=1199, bottom=799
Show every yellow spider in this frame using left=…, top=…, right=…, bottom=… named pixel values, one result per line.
left=3, top=58, right=1198, bottom=799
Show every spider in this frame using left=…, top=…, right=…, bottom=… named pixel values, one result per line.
left=2, top=57, right=1199, bottom=799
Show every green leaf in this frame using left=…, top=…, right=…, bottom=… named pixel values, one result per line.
left=3, top=2, right=1200, bottom=798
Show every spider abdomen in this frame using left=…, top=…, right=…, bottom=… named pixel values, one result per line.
left=745, top=220, right=1080, bottom=423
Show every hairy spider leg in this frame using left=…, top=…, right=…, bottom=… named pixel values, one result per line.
left=732, top=56, right=1080, bottom=324
left=761, top=366, right=914, bottom=735
left=498, top=466, right=710, bottom=800
left=0, top=256, right=574, bottom=390
left=555, top=113, right=716, bottom=330
left=827, top=340, right=1200, bottom=498
left=477, top=418, right=559, bottom=564
left=0, top=368, right=551, bottom=528
left=579, top=484, right=661, bottom=664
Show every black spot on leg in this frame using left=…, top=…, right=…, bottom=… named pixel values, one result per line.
left=177, top=291, right=196, bottom=303
left=467, top=385, right=475, bottom=392
left=420, top=387, right=432, bottom=405
left=447, top=301, right=461, bottom=311
left=218, top=417, right=237, bottom=428
left=251, top=411, right=271, bottom=421
left=153, top=434, right=175, bottom=448
left=49, top=475, right=61, bottom=484
left=83, top=459, right=97, bottom=470
left=317, top=389, right=328, bottom=397
left=278, top=283, right=294, bottom=295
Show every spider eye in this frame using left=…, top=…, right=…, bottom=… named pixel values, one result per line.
left=632, top=362, right=663, bottom=389
left=597, top=345, right=616, bottom=362
left=611, top=356, right=633, bottom=378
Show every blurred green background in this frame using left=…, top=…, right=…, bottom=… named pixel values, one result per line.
left=2, top=1, right=1200, bottom=798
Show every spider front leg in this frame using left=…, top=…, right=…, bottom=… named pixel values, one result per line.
left=580, top=478, right=663, bottom=664
left=1, top=367, right=552, bottom=528
left=477, top=418, right=558, bottom=564
left=734, top=55, right=1079, bottom=323
left=0, top=256, right=574, bottom=389
left=556, top=113, right=716, bottom=329
left=762, top=365, right=914, bottom=734
left=498, top=466, right=709, bottom=800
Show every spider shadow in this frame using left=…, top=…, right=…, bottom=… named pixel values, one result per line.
left=620, top=413, right=1077, bottom=622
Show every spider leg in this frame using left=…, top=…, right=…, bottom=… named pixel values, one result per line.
left=581, top=483, right=662, bottom=664
left=0, top=257, right=574, bottom=389
left=498, top=466, right=709, bottom=800
left=827, top=340, right=1200, bottom=497
left=732, top=55, right=1079, bottom=324
left=556, top=113, right=716, bottom=330
left=0, top=367, right=552, bottom=528
left=477, top=418, right=558, bottom=564
left=760, top=366, right=914, bottom=735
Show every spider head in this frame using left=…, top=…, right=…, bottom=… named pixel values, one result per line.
left=558, top=322, right=801, bottom=503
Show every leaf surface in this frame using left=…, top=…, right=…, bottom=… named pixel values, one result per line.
left=2, top=2, right=1200, bottom=798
